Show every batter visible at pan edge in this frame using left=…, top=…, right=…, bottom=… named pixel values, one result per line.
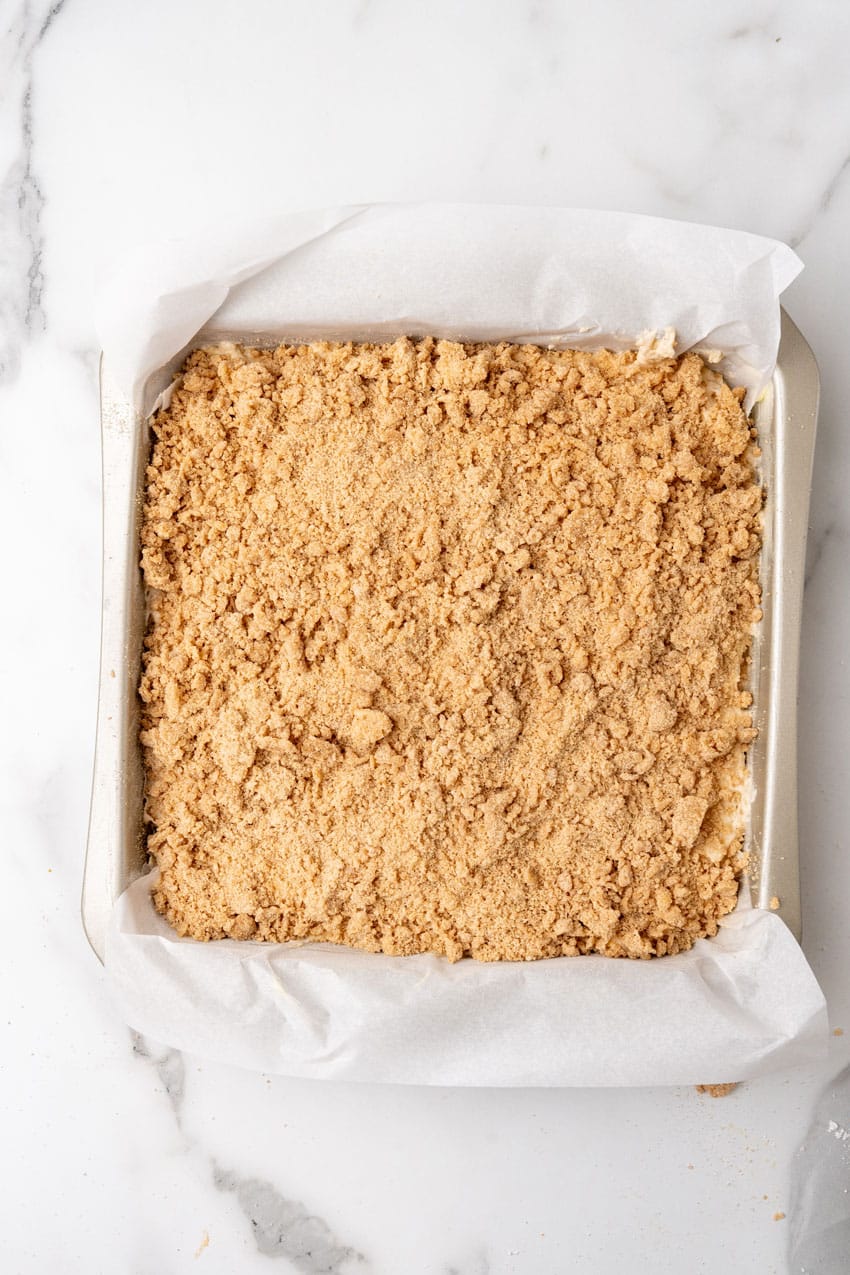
left=139, top=337, right=761, bottom=961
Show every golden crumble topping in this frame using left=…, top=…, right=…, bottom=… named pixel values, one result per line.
left=139, top=338, right=760, bottom=960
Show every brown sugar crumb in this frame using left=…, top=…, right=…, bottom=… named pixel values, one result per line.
left=695, top=1082, right=738, bottom=1098
left=834, top=1028, right=844, bottom=1037
left=139, top=338, right=761, bottom=961
left=769, top=895, right=780, bottom=911
left=773, top=1212, right=785, bottom=1222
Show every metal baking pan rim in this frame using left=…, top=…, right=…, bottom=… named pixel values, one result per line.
left=82, top=311, right=819, bottom=962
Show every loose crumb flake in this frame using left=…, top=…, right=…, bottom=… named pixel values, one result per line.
left=140, top=338, right=761, bottom=961
left=695, top=1082, right=738, bottom=1098
left=769, top=895, right=780, bottom=911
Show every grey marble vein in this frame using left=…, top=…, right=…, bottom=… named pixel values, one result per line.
left=213, top=1164, right=364, bottom=1272
left=0, top=0, right=69, bottom=384
left=129, top=1033, right=363, bottom=1272
left=445, top=1254, right=490, bottom=1275
left=804, top=521, right=850, bottom=597
left=67, top=342, right=100, bottom=382
left=625, top=151, right=698, bottom=210
left=791, top=145, right=850, bottom=248
left=526, top=1, right=552, bottom=28
left=804, top=519, right=837, bottom=591
left=130, top=1031, right=186, bottom=1119
left=727, top=18, right=781, bottom=43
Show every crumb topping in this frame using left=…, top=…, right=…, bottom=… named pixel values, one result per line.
left=140, top=338, right=761, bottom=960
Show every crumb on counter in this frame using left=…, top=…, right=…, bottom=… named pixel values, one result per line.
left=140, top=338, right=761, bottom=961
left=695, top=1083, right=738, bottom=1098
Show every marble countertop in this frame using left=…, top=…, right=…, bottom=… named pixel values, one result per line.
left=3, top=2, right=849, bottom=1272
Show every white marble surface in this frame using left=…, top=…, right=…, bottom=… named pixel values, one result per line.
left=2, top=1, right=849, bottom=1271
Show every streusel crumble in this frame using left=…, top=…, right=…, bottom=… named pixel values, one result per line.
left=140, top=338, right=760, bottom=960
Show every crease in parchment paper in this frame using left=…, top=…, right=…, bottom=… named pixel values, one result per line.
left=97, top=204, right=825, bottom=1085
left=106, top=873, right=826, bottom=1085
left=97, top=203, right=801, bottom=418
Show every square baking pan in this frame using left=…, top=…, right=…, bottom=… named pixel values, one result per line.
left=82, top=311, right=820, bottom=962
